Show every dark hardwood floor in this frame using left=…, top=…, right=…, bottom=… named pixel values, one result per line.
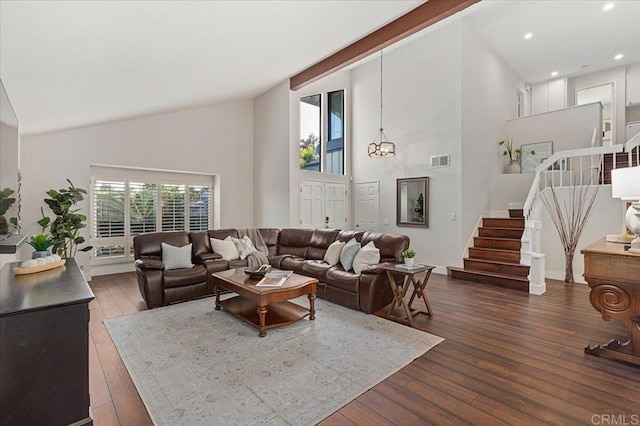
left=89, top=272, right=640, bottom=425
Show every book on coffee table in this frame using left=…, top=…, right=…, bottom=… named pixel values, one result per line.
left=256, top=270, right=293, bottom=287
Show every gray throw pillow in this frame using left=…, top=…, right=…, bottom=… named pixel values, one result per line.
left=340, top=238, right=361, bottom=272
left=161, top=242, right=194, bottom=270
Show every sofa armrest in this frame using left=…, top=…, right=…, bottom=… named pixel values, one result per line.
left=195, top=252, right=222, bottom=262
left=360, top=262, right=400, bottom=275
left=135, top=258, right=165, bottom=270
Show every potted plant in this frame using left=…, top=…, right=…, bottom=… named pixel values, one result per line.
left=38, top=180, right=93, bottom=258
left=27, top=234, right=56, bottom=259
left=402, top=249, right=416, bottom=266
left=498, top=138, right=534, bottom=174
left=0, top=187, right=18, bottom=234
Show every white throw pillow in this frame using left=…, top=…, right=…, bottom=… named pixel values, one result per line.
left=340, top=238, right=361, bottom=272
left=210, top=237, right=240, bottom=261
left=161, top=243, right=194, bottom=270
left=232, top=235, right=257, bottom=260
left=352, top=241, right=381, bottom=274
left=323, top=240, right=346, bottom=267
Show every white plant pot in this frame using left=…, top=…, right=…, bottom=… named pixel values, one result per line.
left=405, top=258, right=415, bottom=266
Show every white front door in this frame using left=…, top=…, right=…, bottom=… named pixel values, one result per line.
left=300, top=180, right=325, bottom=229
left=325, top=183, right=347, bottom=229
left=355, top=181, right=379, bottom=232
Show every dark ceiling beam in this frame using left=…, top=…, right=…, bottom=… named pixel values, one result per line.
left=290, top=0, right=480, bottom=91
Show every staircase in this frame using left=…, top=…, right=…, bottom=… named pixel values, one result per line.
left=447, top=208, right=529, bottom=291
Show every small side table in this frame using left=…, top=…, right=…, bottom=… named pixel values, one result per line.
left=383, top=264, right=435, bottom=326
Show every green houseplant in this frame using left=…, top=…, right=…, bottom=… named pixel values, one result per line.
left=402, top=249, right=416, bottom=266
left=498, top=138, right=535, bottom=174
left=38, top=179, right=93, bottom=258
left=0, top=187, right=18, bottom=234
left=27, top=234, right=56, bottom=258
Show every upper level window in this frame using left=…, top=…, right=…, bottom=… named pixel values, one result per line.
left=327, top=90, right=344, bottom=175
left=300, top=94, right=321, bottom=172
left=299, top=90, right=346, bottom=175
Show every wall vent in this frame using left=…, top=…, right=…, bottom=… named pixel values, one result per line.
left=430, top=155, right=450, bottom=168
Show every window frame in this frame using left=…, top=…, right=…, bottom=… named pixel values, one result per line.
left=90, top=167, right=213, bottom=266
left=299, top=89, right=347, bottom=176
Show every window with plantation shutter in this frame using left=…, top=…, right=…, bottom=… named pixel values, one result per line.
left=130, top=182, right=157, bottom=236
left=161, top=184, right=186, bottom=231
left=93, top=180, right=126, bottom=238
left=189, top=185, right=210, bottom=232
left=90, top=166, right=214, bottom=267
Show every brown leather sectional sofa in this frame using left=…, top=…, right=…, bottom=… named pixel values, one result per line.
left=133, top=228, right=410, bottom=314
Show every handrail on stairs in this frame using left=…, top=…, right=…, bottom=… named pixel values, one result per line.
left=523, top=144, right=624, bottom=220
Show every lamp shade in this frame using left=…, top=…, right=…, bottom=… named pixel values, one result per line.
left=611, top=166, right=640, bottom=200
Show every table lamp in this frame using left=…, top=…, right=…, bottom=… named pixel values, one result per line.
left=611, top=166, right=640, bottom=253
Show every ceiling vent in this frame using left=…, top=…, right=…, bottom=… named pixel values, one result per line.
left=430, top=155, right=450, bottom=168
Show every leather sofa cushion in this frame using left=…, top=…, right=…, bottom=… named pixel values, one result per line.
left=163, top=264, right=207, bottom=288
left=208, top=229, right=239, bottom=241
left=326, top=266, right=360, bottom=293
left=278, top=229, right=313, bottom=257
left=134, top=231, right=189, bottom=260
left=336, top=230, right=364, bottom=243
left=259, top=228, right=280, bottom=257
left=307, top=229, right=339, bottom=260
left=190, top=231, right=212, bottom=258
left=301, top=260, right=332, bottom=282
left=361, top=232, right=409, bottom=263
left=279, top=256, right=307, bottom=274
left=227, top=259, right=249, bottom=269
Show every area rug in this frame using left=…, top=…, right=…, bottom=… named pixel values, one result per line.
left=104, top=296, right=443, bottom=426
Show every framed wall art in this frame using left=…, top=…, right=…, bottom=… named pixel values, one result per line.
left=521, top=141, right=553, bottom=173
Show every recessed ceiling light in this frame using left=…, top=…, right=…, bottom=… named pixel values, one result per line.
left=603, top=3, right=614, bottom=11
left=614, top=53, right=624, bottom=60
left=551, top=71, right=558, bottom=77
left=524, top=32, right=533, bottom=40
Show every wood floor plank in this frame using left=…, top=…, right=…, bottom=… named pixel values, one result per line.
left=338, top=400, right=398, bottom=425
left=88, top=332, right=112, bottom=408
left=86, top=272, right=640, bottom=426
left=91, top=402, right=120, bottom=426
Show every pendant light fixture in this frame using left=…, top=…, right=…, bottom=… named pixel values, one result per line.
left=367, top=49, right=396, bottom=158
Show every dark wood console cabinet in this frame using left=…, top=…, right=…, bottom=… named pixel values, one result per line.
left=0, top=258, right=95, bottom=425
left=582, top=238, right=640, bottom=365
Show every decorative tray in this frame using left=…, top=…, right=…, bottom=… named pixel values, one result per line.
left=244, top=266, right=270, bottom=279
left=13, top=259, right=66, bottom=275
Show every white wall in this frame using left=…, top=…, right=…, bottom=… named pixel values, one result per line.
left=253, top=81, right=291, bottom=228
left=488, top=173, right=534, bottom=212
left=505, top=102, right=602, bottom=154
left=288, top=71, right=352, bottom=228
left=20, top=101, right=254, bottom=278
left=539, top=185, right=620, bottom=284
left=351, top=21, right=463, bottom=273
left=460, top=19, right=527, bottom=254
left=568, top=66, right=626, bottom=145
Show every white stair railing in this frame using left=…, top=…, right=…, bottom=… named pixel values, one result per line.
left=521, top=144, right=625, bottom=295
left=626, top=132, right=640, bottom=167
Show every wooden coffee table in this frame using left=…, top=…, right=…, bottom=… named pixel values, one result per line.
left=211, top=268, right=318, bottom=337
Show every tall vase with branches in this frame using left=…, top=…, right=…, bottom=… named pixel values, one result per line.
left=540, top=178, right=599, bottom=284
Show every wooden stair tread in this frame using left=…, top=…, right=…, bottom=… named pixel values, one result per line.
left=474, top=236, right=520, bottom=242
left=469, top=246, right=520, bottom=254
left=463, top=257, right=528, bottom=268
left=447, top=266, right=528, bottom=282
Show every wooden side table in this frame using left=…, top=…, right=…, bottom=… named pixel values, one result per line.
left=383, top=264, right=435, bottom=326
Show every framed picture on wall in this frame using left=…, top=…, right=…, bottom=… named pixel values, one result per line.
left=521, top=141, right=553, bottom=173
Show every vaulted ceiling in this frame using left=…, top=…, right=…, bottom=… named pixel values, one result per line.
left=1, top=1, right=639, bottom=135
